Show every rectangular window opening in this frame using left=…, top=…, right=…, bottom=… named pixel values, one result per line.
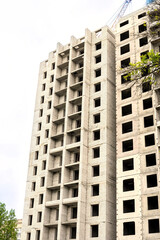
left=147, top=174, right=157, bottom=188
left=148, top=219, right=159, bottom=233
left=120, top=20, right=129, bottom=27
left=95, top=69, right=101, bottom=78
left=143, top=98, right=152, bottom=110
left=139, top=23, right=147, bottom=33
left=123, top=222, right=135, bottom=235
left=145, top=134, right=155, bottom=147
left=92, top=184, right=99, bottom=196
left=123, top=158, right=134, bottom=171
left=95, top=55, right=101, bottom=63
left=148, top=196, right=159, bottom=210
left=121, top=88, right=131, bottom=99
left=139, top=36, right=148, bottom=47
left=92, top=204, right=99, bottom=216
left=122, top=139, right=133, bottom=152
left=138, top=12, right=146, bottom=19
left=121, top=74, right=131, bottom=84
left=94, top=113, right=100, bottom=123
left=142, top=82, right=151, bottom=92
left=93, top=147, right=100, bottom=158
left=123, top=178, right=134, bottom=192
left=95, top=42, right=101, bottom=50
left=120, top=31, right=129, bottom=41
left=146, top=153, right=156, bottom=167
left=144, top=115, right=153, bottom=128
left=93, top=165, right=100, bottom=177
left=121, top=44, right=130, bottom=55
left=121, top=58, right=130, bottom=68
left=94, top=98, right=101, bottom=107
left=93, top=130, right=100, bottom=140
left=122, top=121, right=133, bottom=134
left=123, top=199, right=135, bottom=213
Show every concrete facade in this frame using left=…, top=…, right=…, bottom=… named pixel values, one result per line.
left=21, top=26, right=116, bottom=240
left=116, top=6, right=160, bottom=240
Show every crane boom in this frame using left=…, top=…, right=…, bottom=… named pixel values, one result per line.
left=108, top=0, right=132, bottom=29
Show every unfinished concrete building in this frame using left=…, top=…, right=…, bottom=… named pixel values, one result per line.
left=21, top=26, right=116, bottom=240
left=116, top=6, right=160, bottom=240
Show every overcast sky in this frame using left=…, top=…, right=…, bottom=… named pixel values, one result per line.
left=0, top=0, right=146, bottom=219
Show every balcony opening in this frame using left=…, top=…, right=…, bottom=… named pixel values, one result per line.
left=121, top=73, right=131, bottom=84
left=122, top=104, right=132, bottom=116
left=122, top=121, right=132, bottom=134
left=139, top=36, right=148, bottom=47
left=121, top=88, right=131, bottom=99
left=138, top=12, right=146, bottom=19
left=120, top=20, right=129, bottom=27
left=121, top=58, right=130, bottom=68
left=139, top=23, right=147, bottom=33
left=74, top=153, right=80, bottom=162
left=122, top=139, right=133, bottom=152
left=148, top=196, right=159, bottom=210
left=71, top=207, right=77, bottom=219
left=146, top=153, right=156, bottom=167
left=95, top=42, right=101, bottom=50
left=123, top=178, right=134, bottom=192
left=123, top=158, right=134, bottom=171
left=123, top=222, right=135, bottom=235
left=147, top=174, right=157, bottom=188
left=120, top=31, right=129, bottom=41
left=143, top=98, right=152, bottom=109
left=142, top=82, right=151, bottom=92
left=91, top=225, right=99, bottom=237
left=92, top=204, right=99, bottom=216
left=72, top=188, right=78, bottom=197
left=121, top=44, right=130, bottom=55
left=74, top=170, right=79, bottom=180
left=144, top=115, right=153, bottom=128
left=123, top=199, right=135, bottom=213
left=93, top=130, right=100, bottom=140
left=93, top=165, right=100, bottom=177
left=92, top=184, right=99, bottom=196
left=70, top=227, right=76, bottom=239
left=77, top=104, right=82, bottom=112
left=145, top=134, right=155, bottom=147
left=148, top=219, right=159, bottom=233
left=93, top=147, right=100, bottom=158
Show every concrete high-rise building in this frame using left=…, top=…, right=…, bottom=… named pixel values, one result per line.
left=116, top=5, right=160, bottom=240
left=22, top=2, right=160, bottom=240
left=21, top=26, right=116, bottom=240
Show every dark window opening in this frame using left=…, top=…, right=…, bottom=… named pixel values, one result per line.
left=94, top=113, right=100, bottom=123
left=43, top=72, right=47, bottom=79
left=41, top=177, right=45, bottom=187
left=139, top=36, right=148, bottom=47
left=35, top=151, right=39, bottom=160
left=43, top=145, right=48, bottom=154
left=57, top=190, right=60, bottom=200
left=93, top=130, right=100, bottom=140
left=148, top=219, right=159, bottom=233
left=39, top=194, right=44, bottom=204
left=123, top=222, right=135, bottom=235
left=93, top=165, right=100, bottom=177
left=77, top=104, right=82, bottom=112
left=27, top=233, right=31, bottom=240
left=96, top=42, right=101, bottom=50
left=93, top=147, right=100, bottom=158
left=50, top=75, right=54, bottom=82
left=30, top=198, right=34, bottom=208
left=143, top=98, right=152, bottom=110
left=41, top=96, right=44, bottom=104
left=121, top=88, right=131, bottom=99
left=74, top=153, right=80, bottom=162
left=121, top=74, right=131, bottom=84
left=52, top=63, right=55, bottom=70
left=92, top=184, right=99, bottom=196
left=36, top=230, right=40, bottom=240
left=38, top=122, right=42, bottom=131
left=70, top=227, right=76, bottom=239
left=146, top=153, right=156, bottom=167
left=142, top=66, right=149, bottom=77
left=120, top=20, right=129, bottom=27
left=42, top=160, right=46, bottom=170
left=91, top=225, right=99, bottom=237
left=148, top=196, right=159, bottom=210
left=36, top=136, right=40, bottom=145
left=42, top=83, right=46, bottom=91
left=95, top=69, right=101, bottom=77
left=123, top=139, right=133, bottom=152
left=120, top=31, right=129, bottom=41
left=46, top=115, right=50, bottom=123
left=75, top=135, right=80, bottom=142
left=122, top=104, right=132, bottom=116
left=74, top=170, right=79, bottom=180
left=94, top=82, right=101, bottom=92
left=72, top=207, right=77, bottom=219
left=32, top=182, right=36, bottom=191
left=121, top=44, right=130, bottom=55
left=121, top=58, right=130, bottom=68
left=92, top=204, right=99, bottom=216
left=123, top=199, right=135, bottom=213
left=94, top=98, right=101, bottom=107
left=56, top=209, right=59, bottom=220
left=123, top=178, right=134, bottom=192
left=147, top=174, right=157, bottom=188
left=49, top=87, right=53, bottom=95
left=28, top=215, right=33, bottom=226
left=39, top=109, right=43, bottom=117
left=123, top=158, right=134, bottom=171
left=144, top=115, right=153, bottom=128
left=142, top=82, right=151, bottom=92
left=138, top=12, right=146, bottom=19
left=145, top=134, right=155, bottom=147
left=48, top=101, right=52, bottom=109
left=95, top=55, right=101, bottom=64
left=45, top=129, right=49, bottom=138
left=72, top=188, right=78, bottom=197
left=122, top=121, right=132, bottom=134
left=33, top=166, right=37, bottom=176
left=37, top=212, right=42, bottom=222
left=139, top=23, right=147, bottom=33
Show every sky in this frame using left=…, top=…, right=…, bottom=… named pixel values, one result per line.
left=0, top=0, right=146, bottom=219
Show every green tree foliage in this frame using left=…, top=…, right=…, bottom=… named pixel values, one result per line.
left=0, top=202, right=17, bottom=240
left=122, top=1, right=160, bottom=85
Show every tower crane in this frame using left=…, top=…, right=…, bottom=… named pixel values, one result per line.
left=107, top=0, right=132, bottom=29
